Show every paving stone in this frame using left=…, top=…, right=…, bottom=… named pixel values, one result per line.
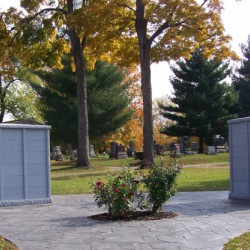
left=0, top=191, right=250, bottom=249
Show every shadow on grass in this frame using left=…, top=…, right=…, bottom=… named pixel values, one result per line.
left=51, top=165, right=77, bottom=172
left=177, top=179, right=230, bottom=192
left=51, top=172, right=108, bottom=180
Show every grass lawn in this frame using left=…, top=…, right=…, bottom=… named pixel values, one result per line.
left=51, top=153, right=230, bottom=195
left=0, top=236, right=18, bottom=250
left=223, top=232, right=250, bottom=250
left=51, top=152, right=229, bottom=174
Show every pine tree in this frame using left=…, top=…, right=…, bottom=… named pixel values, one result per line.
left=160, top=49, right=237, bottom=153
left=233, top=36, right=250, bottom=117
left=29, top=58, right=133, bottom=148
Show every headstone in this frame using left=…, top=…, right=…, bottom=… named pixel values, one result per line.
left=191, top=142, right=198, bottom=152
left=174, top=144, right=181, bottom=155
left=182, top=136, right=190, bottom=154
left=73, top=149, right=78, bottom=159
left=169, top=142, right=177, bottom=151
left=115, top=144, right=127, bottom=159
left=127, top=140, right=135, bottom=157
left=109, top=141, right=117, bottom=158
left=66, top=143, right=74, bottom=160
left=89, top=145, right=96, bottom=158
left=154, top=144, right=161, bottom=155
left=51, top=146, right=64, bottom=161
left=206, top=146, right=217, bottom=155
left=213, top=134, right=226, bottom=152
left=135, top=151, right=143, bottom=160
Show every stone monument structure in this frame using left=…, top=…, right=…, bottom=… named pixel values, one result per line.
left=228, top=117, right=250, bottom=200
left=115, top=144, right=127, bottom=159
left=127, top=141, right=135, bottom=157
left=89, top=145, right=96, bottom=158
left=51, top=146, right=64, bottom=161
left=109, top=141, right=117, bottom=158
left=0, top=120, right=52, bottom=206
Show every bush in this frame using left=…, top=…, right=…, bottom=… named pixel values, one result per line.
left=92, top=166, right=144, bottom=219
left=92, top=156, right=181, bottom=219
left=144, top=156, right=181, bottom=213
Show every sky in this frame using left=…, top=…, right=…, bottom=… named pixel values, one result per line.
left=1, top=0, right=250, bottom=99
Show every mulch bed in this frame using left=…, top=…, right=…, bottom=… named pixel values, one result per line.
left=88, top=210, right=177, bottom=221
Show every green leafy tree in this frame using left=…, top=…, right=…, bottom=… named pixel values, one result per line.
left=160, top=49, right=237, bottom=153
left=29, top=59, right=133, bottom=147
left=86, top=0, right=238, bottom=163
left=3, top=0, right=92, bottom=167
left=0, top=63, right=42, bottom=123
left=2, top=0, right=238, bottom=166
left=233, top=36, right=250, bottom=117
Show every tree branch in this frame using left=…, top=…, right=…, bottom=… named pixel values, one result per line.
left=24, top=8, right=67, bottom=24
left=117, top=2, right=136, bottom=13
left=201, top=0, right=208, bottom=7
left=149, top=21, right=169, bottom=45
left=3, top=79, right=19, bottom=97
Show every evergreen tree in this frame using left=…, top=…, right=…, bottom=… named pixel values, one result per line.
left=160, top=49, right=237, bottom=153
left=233, top=36, right=250, bottom=117
left=30, top=58, right=133, bottom=147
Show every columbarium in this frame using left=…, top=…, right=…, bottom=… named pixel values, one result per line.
left=228, top=117, right=250, bottom=200
left=0, top=119, right=52, bottom=206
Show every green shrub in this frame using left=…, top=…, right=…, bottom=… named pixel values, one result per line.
left=144, top=156, right=181, bottom=213
left=92, top=157, right=181, bottom=219
left=92, top=166, right=144, bottom=219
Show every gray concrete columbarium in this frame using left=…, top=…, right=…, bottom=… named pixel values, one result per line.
left=0, top=120, right=52, bottom=206
left=228, top=117, right=250, bottom=200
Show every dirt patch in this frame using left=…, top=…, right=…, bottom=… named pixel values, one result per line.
left=88, top=210, right=177, bottom=221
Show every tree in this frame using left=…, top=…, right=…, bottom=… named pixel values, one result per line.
left=233, top=36, right=250, bottom=117
left=2, top=77, right=42, bottom=122
left=0, top=34, right=42, bottom=123
left=29, top=59, right=133, bottom=148
left=3, top=0, right=238, bottom=166
left=3, top=1, right=91, bottom=167
left=160, top=48, right=237, bottom=153
left=105, top=77, right=144, bottom=151
left=89, top=0, right=238, bottom=163
left=152, top=96, right=177, bottom=146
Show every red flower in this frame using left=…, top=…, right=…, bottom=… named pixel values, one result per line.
left=135, top=179, right=140, bottom=184
left=97, top=186, right=101, bottom=190
left=96, top=180, right=103, bottom=186
left=104, top=198, right=108, bottom=203
left=124, top=198, right=129, bottom=203
left=114, top=188, right=119, bottom=193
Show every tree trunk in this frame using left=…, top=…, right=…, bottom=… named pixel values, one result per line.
left=67, top=0, right=90, bottom=168
left=135, top=0, right=154, bottom=163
